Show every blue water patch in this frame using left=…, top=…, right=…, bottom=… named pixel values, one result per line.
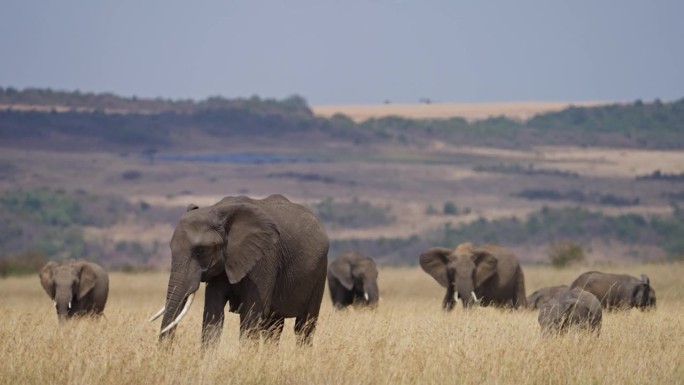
left=153, top=153, right=328, bottom=164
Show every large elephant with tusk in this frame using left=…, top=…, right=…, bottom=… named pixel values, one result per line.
left=149, top=194, right=329, bottom=346
left=419, top=242, right=526, bottom=311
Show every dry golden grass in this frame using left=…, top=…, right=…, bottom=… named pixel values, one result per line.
left=312, top=101, right=609, bottom=122
left=1, top=263, right=683, bottom=385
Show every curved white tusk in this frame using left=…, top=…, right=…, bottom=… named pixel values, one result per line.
left=454, top=292, right=461, bottom=303
left=148, top=306, right=166, bottom=322
left=68, top=301, right=72, bottom=309
left=160, top=293, right=195, bottom=335
left=471, top=292, right=480, bottom=303
left=364, top=292, right=369, bottom=301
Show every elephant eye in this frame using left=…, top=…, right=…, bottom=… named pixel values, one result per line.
left=192, top=246, right=207, bottom=257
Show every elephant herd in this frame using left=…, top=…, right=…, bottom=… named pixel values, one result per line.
left=37, top=194, right=658, bottom=348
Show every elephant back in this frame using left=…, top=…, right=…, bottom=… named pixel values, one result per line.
left=477, top=244, right=522, bottom=288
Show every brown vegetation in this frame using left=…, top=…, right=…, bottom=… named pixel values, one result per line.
left=0, top=264, right=682, bottom=384
left=312, top=101, right=609, bottom=122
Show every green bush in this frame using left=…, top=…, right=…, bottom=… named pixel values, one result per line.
left=548, top=240, right=586, bottom=268
left=0, top=188, right=86, bottom=226
left=443, top=201, right=459, bottom=215
left=314, top=197, right=394, bottom=228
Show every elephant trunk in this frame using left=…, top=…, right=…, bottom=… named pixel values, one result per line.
left=159, top=257, right=202, bottom=340
left=456, top=282, right=476, bottom=309
left=363, top=280, right=380, bottom=306
left=54, top=288, right=73, bottom=322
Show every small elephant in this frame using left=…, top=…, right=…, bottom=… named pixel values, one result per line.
left=327, top=251, right=379, bottom=309
left=538, top=287, right=602, bottom=336
left=149, top=194, right=329, bottom=347
left=39, top=260, right=109, bottom=322
left=570, top=271, right=655, bottom=311
left=527, top=285, right=569, bottom=309
left=419, top=242, right=527, bottom=311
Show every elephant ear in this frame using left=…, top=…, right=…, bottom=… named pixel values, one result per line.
left=472, top=249, right=498, bottom=288
left=75, top=262, right=98, bottom=300
left=39, top=261, right=58, bottom=299
left=353, top=258, right=378, bottom=280
left=419, top=247, right=453, bottom=287
left=220, top=203, right=280, bottom=284
left=329, top=257, right=354, bottom=290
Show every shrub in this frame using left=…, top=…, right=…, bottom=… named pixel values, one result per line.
left=443, top=201, right=459, bottom=215
left=314, top=197, right=394, bottom=228
left=121, top=170, right=142, bottom=180
left=548, top=240, right=585, bottom=268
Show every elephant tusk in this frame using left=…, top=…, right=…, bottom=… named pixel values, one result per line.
left=364, top=292, right=369, bottom=301
left=471, top=292, right=481, bottom=303
left=68, top=301, right=72, bottom=310
left=53, top=301, right=57, bottom=308
left=160, top=293, right=195, bottom=335
left=148, top=306, right=166, bottom=322
left=454, top=292, right=461, bottom=304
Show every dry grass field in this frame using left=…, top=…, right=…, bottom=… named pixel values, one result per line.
left=312, top=101, right=609, bottom=122
left=1, top=263, right=682, bottom=385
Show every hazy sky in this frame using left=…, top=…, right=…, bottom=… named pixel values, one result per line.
left=1, top=0, right=682, bottom=105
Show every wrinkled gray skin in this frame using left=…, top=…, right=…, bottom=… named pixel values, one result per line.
left=327, top=251, right=379, bottom=309
left=39, top=260, right=109, bottom=322
left=570, top=271, right=655, bottom=311
left=538, top=287, right=602, bottom=336
left=154, top=194, right=329, bottom=347
left=527, top=285, right=569, bottom=309
left=419, top=242, right=527, bottom=311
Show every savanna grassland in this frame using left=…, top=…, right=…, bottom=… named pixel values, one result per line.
left=1, top=263, right=683, bottom=385
left=1, top=92, right=684, bottom=384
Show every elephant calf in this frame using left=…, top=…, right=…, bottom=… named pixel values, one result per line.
left=570, top=271, right=655, bottom=311
left=527, top=285, right=569, bottom=309
left=328, top=251, right=379, bottom=309
left=538, top=287, right=602, bottom=336
left=39, top=260, right=109, bottom=322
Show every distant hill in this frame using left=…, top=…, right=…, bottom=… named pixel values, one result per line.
left=1, top=87, right=682, bottom=150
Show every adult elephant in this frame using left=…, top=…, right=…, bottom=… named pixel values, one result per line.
left=39, top=260, right=109, bottom=322
left=419, top=242, right=526, bottom=311
left=538, top=287, right=602, bottom=336
left=149, top=195, right=329, bottom=347
left=527, top=285, right=569, bottom=309
left=570, top=271, right=655, bottom=311
left=327, top=251, right=379, bottom=309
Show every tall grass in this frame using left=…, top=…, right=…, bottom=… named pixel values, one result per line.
left=1, top=264, right=682, bottom=384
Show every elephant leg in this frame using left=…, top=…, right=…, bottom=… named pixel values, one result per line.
left=294, top=315, right=317, bottom=346
left=442, top=285, right=456, bottom=311
left=260, top=315, right=285, bottom=343
left=295, top=269, right=326, bottom=346
left=442, top=269, right=456, bottom=311
left=202, top=277, right=229, bottom=348
left=329, top=277, right=353, bottom=309
left=239, top=308, right=263, bottom=343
